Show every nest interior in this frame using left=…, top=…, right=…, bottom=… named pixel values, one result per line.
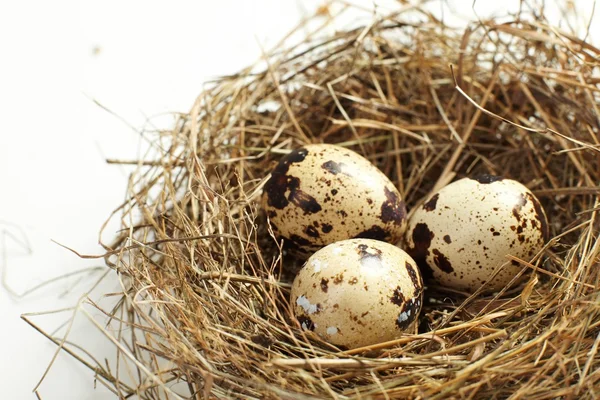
left=85, top=3, right=600, bottom=399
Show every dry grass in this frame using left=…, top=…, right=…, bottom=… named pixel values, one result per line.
left=27, top=1, right=600, bottom=398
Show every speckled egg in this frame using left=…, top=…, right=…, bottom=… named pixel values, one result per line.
left=262, top=144, right=407, bottom=256
left=290, top=238, right=423, bottom=349
left=404, top=175, right=549, bottom=293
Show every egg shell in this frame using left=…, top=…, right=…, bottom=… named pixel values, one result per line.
left=262, top=144, right=407, bottom=256
left=290, top=239, right=423, bottom=349
left=404, top=175, right=549, bottom=293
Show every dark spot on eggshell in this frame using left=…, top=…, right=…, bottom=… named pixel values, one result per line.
left=304, top=225, right=320, bottom=238
left=511, top=260, right=520, bottom=266
left=355, top=225, right=389, bottom=241
left=512, top=208, right=520, bottom=221
left=361, top=311, right=369, bottom=317
left=432, top=248, right=454, bottom=273
left=380, top=187, right=406, bottom=226
left=265, top=174, right=290, bottom=209
left=407, top=223, right=435, bottom=279
left=321, top=223, right=333, bottom=233
left=331, top=189, right=338, bottom=195
left=338, top=210, right=348, bottom=218
left=390, top=287, right=405, bottom=306
left=356, top=244, right=382, bottom=262
left=405, top=262, right=422, bottom=288
left=472, top=174, right=503, bottom=184
left=297, top=315, right=315, bottom=331
left=287, top=177, right=322, bottom=214
left=348, top=277, right=358, bottom=285
left=350, top=314, right=366, bottom=326
left=320, top=278, right=329, bottom=293
left=443, top=235, right=452, bottom=244
left=396, top=297, right=421, bottom=330
left=321, top=160, right=350, bottom=176
left=366, top=198, right=373, bottom=205
left=527, top=193, right=550, bottom=241
left=333, top=273, right=344, bottom=284
left=423, top=193, right=439, bottom=212
left=264, top=148, right=308, bottom=209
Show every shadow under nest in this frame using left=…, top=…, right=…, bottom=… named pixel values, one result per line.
left=100, top=7, right=600, bottom=400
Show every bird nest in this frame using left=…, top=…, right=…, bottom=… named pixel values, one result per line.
left=34, top=2, right=600, bottom=399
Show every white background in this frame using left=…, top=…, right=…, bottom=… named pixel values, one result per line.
left=0, top=1, right=596, bottom=399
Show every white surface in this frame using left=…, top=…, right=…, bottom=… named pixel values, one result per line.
left=1, top=1, right=597, bottom=399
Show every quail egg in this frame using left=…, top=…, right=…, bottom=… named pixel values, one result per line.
left=290, top=238, right=423, bottom=349
left=404, top=175, right=549, bottom=293
left=263, top=144, right=407, bottom=256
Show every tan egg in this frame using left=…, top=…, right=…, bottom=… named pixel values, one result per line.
left=290, top=239, right=423, bottom=349
left=404, top=175, right=549, bottom=293
left=262, top=144, right=406, bottom=257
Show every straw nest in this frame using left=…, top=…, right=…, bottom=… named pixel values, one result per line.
left=57, top=2, right=600, bottom=399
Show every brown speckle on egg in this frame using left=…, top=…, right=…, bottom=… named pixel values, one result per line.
left=432, top=248, right=454, bottom=273
left=390, top=287, right=405, bottom=306
left=264, top=148, right=308, bottom=209
left=288, top=184, right=322, bottom=214
left=320, top=278, right=329, bottom=293
left=380, top=187, right=406, bottom=225
left=423, top=193, right=439, bottom=212
left=396, top=296, right=421, bottom=330
left=333, top=273, right=344, bottom=284
left=304, top=225, right=320, bottom=238
left=321, top=224, right=333, bottom=233
left=321, top=160, right=349, bottom=175
left=407, top=223, right=435, bottom=279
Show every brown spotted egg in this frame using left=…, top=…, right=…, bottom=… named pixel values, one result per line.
left=405, top=175, right=549, bottom=293
left=290, top=239, right=423, bottom=349
left=262, top=144, right=407, bottom=256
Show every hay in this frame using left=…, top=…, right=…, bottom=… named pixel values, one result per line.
left=32, top=1, right=600, bottom=398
